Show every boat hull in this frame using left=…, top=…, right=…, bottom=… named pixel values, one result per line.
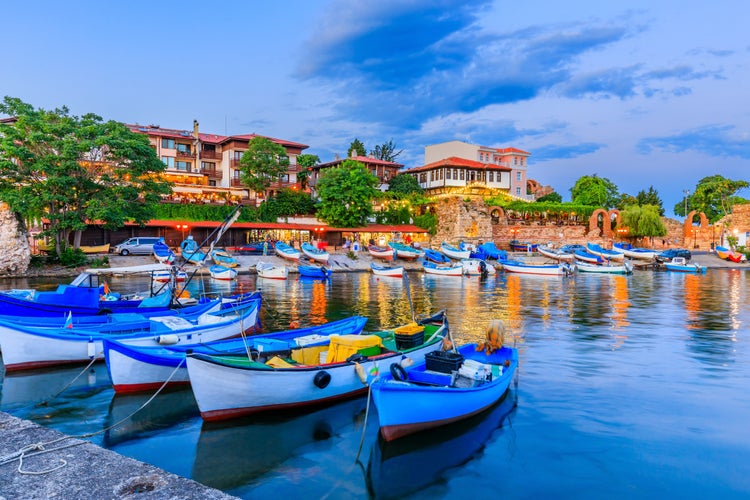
left=440, top=243, right=470, bottom=260
left=501, top=261, right=568, bottom=275
left=209, top=265, right=238, bottom=280
left=371, top=264, right=404, bottom=277
left=575, top=261, right=633, bottom=274
left=274, top=242, right=301, bottom=261
left=372, top=345, right=518, bottom=441
left=301, top=243, right=330, bottom=264
left=368, top=245, right=395, bottom=261
left=537, top=245, right=575, bottom=262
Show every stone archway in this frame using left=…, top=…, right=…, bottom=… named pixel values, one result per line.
left=488, top=206, right=505, bottom=225
left=588, top=209, right=614, bottom=239
left=683, top=210, right=709, bottom=238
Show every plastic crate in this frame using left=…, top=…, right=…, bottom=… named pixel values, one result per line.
left=394, top=323, right=425, bottom=336
left=425, top=350, right=465, bottom=373
left=395, top=334, right=424, bottom=350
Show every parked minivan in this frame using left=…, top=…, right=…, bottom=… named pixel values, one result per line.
left=113, top=237, right=162, bottom=256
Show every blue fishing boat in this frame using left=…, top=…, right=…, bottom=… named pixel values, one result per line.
left=421, top=260, right=463, bottom=276
left=508, top=240, right=538, bottom=252
left=274, top=241, right=301, bottom=261
left=423, top=248, right=451, bottom=264
left=371, top=338, right=518, bottom=441
left=573, top=248, right=604, bottom=264
left=440, top=242, right=471, bottom=260
left=476, top=242, right=506, bottom=260
left=211, top=249, right=239, bottom=268
left=152, top=239, right=175, bottom=264
left=388, top=242, right=423, bottom=260
left=180, top=236, right=206, bottom=265
left=586, top=242, right=625, bottom=262
left=209, top=264, right=238, bottom=280
left=301, top=242, right=330, bottom=264
left=104, top=315, right=367, bottom=393
left=298, top=265, right=332, bottom=279
left=664, top=257, right=706, bottom=273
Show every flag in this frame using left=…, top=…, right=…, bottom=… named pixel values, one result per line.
left=64, top=311, right=73, bottom=329
left=368, top=363, right=379, bottom=377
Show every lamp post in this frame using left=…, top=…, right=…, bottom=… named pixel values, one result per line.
left=177, top=224, right=188, bottom=242
left=683, top=189, right=690, bottom=218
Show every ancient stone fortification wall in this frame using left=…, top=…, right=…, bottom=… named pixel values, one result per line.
left=430, top=197, right=493, bottom=244
left=0, top=203, right=31, bottom=276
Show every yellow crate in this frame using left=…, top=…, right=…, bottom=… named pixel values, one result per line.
left=326, top=335, right=384, bottom=363
left=394, top=323, right=425, bottom=336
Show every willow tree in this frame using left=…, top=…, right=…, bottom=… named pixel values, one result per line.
left=620, top=204, right=666, bottom=243
left=0, top=97, right=172, bottom=256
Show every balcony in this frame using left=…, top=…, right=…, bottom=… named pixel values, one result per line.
left=200, top=168, right=223, bottom=180
left=266, top=180, right=298, bottom=190
left=176, top=149, right=196, bottom=159
left=230, top=177, right=245, bottom=188
left=200, top=150, right=221, bottom=160
left=230, top=159, right=242, bottom=168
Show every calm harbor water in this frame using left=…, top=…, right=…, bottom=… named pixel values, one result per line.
left=1, top=269, right=749, bottom=499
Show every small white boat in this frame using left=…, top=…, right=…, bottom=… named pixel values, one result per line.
left=575, top=260, right=633, bottom=275
left=274, top=242, right=301, bottom=261
left=611, top=245, right=658, bottom=260
left=151, top=269, right=187, bottom=283
left=460, top=258, right=496, bottom=276
left=501, top=260, right=573, bottom=276
left=388, top=242, right=423, bottom=260
left=440, top=242, right=471, bottom=260
left=537, top=244, right=575, bottom=262
left=301, top=242, right=330, bottom=264
left=368, top=244, right=396, bottom=261
left=664, top=257, right=705, bottom=273
left=256, top=261, right=288, bottom=280
left=421, top=260, right=464, bottom=276
left=209, top=264, right=238, bottom=280
left=371, top=263, right=404, bottom=277
left=586, top=243, right=625, bottom=262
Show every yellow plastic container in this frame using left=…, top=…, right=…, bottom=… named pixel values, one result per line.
left=326, top=335, right=383, bottom=363
left=394, top=323, right=424, bottom=336
left=291, top=344, right=329, bottom=365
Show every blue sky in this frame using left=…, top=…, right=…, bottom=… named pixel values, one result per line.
left=4, top=0, right=749, bottom=215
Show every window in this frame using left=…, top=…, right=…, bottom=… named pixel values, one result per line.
left=161, top=138, right=175, bottom=149
left=516, top=187, right=521, bottom=196
left=516, top=171, right=522, bottom=181
left=176, top=143, right=191, bottom=154
left=489, top=172, right=494, bottom=182
left=446, top=169, right=451, bottom=180
left=201, top=161, right=215, bottom=171
left=233, top=151, right=243, bottom=160
left=161, top=156, right=175, bottom=168
left=430, top=170, right=435, bottom=181
left=453, top=168, right=458, bottom=179
left=460, top=170, right=465, bottom=180
left=176, top=161, right=191, bottom=172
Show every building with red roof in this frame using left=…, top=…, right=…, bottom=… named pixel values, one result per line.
left=308, top=152, right=404, bottom=195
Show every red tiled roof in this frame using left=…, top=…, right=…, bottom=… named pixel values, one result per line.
left=479, top=146, right=531, bottom=156
left=315, top=155, right=404, bottom=169
left=404, top=156, right=513, bottom=174
left=126, top=125, right=308, bottom=150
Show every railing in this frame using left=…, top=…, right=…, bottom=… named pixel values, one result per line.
left=266, top=180, right=298, bottom=190
left=230, top=159, right=242, bottom=168
left=230, top=177, right=244, bottom=187
left=176, top=150, right=196, bottom=159
left=199, top=150, right=221, bottom=160
left=200, top=168, right=223, bottom=180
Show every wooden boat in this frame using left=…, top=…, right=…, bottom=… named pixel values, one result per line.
left=368, top=244, right=396, bottom=261
left=180, top=236, right=207, bottom=265
left=501, top=260, right=573, bottom=276
left=209, top=264, right=238, bottom=280
left=421, top=260, right=464, bottom=276
left=664, top=257, right=706, bottom=273
left=508, top=240, right=538, bottom=252
left=715, top=245, right=747, bottom=262
left=185, top=312, right=448, bottom=421
left=371, top=341, right=518, bottom=441
left=153, top=240, right=175, bottom=264
left=586, top=243, right=625, bottom=262
left=103, top=315, right=368, bottom=393
left=80, top=243, right=111, bottom=254
left=440, top=242, right=471, bottom=260
left=256, top=261, right=288, bottom=280
left=301, top=242, right=330, bottom=264
left=460, top=258, right=496, bottom=276
left=537, top=244, right=575, bottom=262
left=575, top=260, right=633, bottom=275
left=611, top=244, right=658, bottom=260
left=0, top=294, right=262, bottom=372
left=573, top=249, right=604, bottom=264
left=152, top=269, right=188, bottom=283
left=370, top=263, right=404, bottom=277
left=298, top=265, right=331, bottom=279
left=388, top=242, right=423, bottom=260
left=0, top=264, right=186, bottom=317
left=274, top=241, right=301, bottom=261
left=423, top=248, right=451, bottom=264
left=211, top=249, right=239, bottom=268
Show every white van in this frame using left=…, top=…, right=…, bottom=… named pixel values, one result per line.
left=113, top=237, right=162, bottom=256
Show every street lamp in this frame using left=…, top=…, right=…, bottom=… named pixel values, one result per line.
left=683, top=189, right=690, bottom=218
left=177, top=224, right=189, bottom=242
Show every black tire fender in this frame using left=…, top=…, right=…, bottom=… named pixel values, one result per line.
left=390, top=363, right=408, bottom=382
left=313, top=370, right=331, bottom=389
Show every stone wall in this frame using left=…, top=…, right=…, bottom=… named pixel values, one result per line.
left=430, top=197, right=493, bottom=244
left=0, top=203, right=31, bottom=276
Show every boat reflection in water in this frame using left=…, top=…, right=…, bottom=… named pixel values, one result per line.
left=0, top=362, right=111, bottom=411
left=367, top=390, right=517, bottom=499
left=192, top=397, right=368, bottom=491
left=104, top=388, right=199, bottom=446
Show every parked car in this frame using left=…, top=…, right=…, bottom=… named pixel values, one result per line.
left=113, top=237, right=163, bottom=256
left=656, top=248, right=692, bottom=263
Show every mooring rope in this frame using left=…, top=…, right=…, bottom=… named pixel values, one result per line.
left=36, top=352, right=102, bottom=407
left=1, top=358, right=187, bottom=475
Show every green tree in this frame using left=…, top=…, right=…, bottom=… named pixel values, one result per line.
left=570, top=175, right=619, bottom=208
left=295, top=153, right=320, bottom=190
left=258, top=188, right=316, bottom=222
left=388, top=173, right=423, bottom=195
left=615, top=193, right=638, bottom=210
left=535, top=192, right=562, bottom=203
left=347, top=138, right=366, bottom=158
left=370, top=139, right=403, bottom=162
left=674, top=175, right=749, bottom=222
left=636, top=186, right=664, bottom=215
left=316, top=159, right=378, bottom=227
left=0, top=97, right=172, bottom=257
left=238, top=136, right=290, bottom=195
left=620, top=204, right=666, bottom=241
